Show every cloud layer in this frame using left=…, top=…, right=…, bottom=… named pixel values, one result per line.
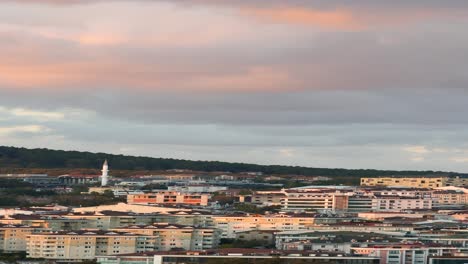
left=1, top=0, right=468, bottom=171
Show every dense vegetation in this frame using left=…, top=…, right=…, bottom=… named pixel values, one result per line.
left=0, top=146, right=453, bottom=178
left=0, top=179, right=124, bottom=207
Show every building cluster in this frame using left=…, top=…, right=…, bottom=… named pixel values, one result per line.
left=2, top=162, right=468, bottom=264
left=245, top=185, right=468, bottom=212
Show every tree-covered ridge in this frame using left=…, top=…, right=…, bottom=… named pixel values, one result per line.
left=0, top=146, right=453, bottom=177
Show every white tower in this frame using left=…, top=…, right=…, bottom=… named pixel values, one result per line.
left=101, top=159, right=109, bottom=186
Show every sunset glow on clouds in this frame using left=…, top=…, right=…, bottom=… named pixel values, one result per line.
left=1, top=0, right=468, bottom=171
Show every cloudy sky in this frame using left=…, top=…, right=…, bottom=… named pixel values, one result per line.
left=1, top=0, right=468, bottom=171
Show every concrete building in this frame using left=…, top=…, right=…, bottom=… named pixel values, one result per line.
left=112, top=223, right=220, bottom=251
left=360, top=177, right=445, bottom=188
left=72, top=203, right=191, bottom=214
left=249, top=191, right=286, bottom=206
left=281, top=190, right=349, bottom=211
left=371, top=196, right=432, bottom=211
left=432, top=187, right=468, bottom=206
left=0, top=224, right=43, bottom=252
left=167, top=185, right=227, bottom=193
left=0, top=214, right=96, bottom=231
left=212, top=213, right=315, bottom=238
left=58, top=174, right=99, bottom=186
left=127, top=192, right=210, bottom=206
left=26, top=230, right=156, bottom=260
left=352, top=244, right=468, bottom=264
left=97, top=249, right=380, bottom=264
left=23, top=175, right=60, bottom=187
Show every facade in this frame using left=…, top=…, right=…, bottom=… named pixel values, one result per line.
left=352, top=244, right=468, bottom=264
left=433, top=190, right=468, bottom=206
left=281, top=190, right=349, bottom=211
left=97, top=250, right=380, bottom=264
left=23, top=175, right=60, bottom=187
left=167, top=185, right=227, bottom=193
left=112, top=223, right=220, bottom=251
left=127, top=192, right=210, bottom=206
left=26, top=231, right=155, bottom=260
left=212, top=214, right=315, bottom=238
left=0, top=224, right=42, bottom=252
left=250, top=191, right=286, bottom=206
left=371, top=196, right=432, bottom=211
left=360, top=177, right=445, bottom=188
left=58, top=175, right=99, bottom=186
left=0, top=215, right=97, bottom=231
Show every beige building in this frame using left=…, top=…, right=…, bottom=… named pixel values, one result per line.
left=249, top=191, right=286, bottom=206
left=127, top=192, right=210, bottom=206
left=282, top=190, right=349, bottom=211
left=212, top=213, right=315, bottom=238
left=0, top=215, right=96, bottom=231
left=433, top=190, right=468, bottom=205
left=112, top=223, right=220, bottom=251
left=0, top=224, right=44, bottom=252
left=360, top=177, right=445, bottom=188
left=27, top=230, right=155, bottom=260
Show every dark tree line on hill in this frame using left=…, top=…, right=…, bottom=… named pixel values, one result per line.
left=0, top=146, right=453, bottom=178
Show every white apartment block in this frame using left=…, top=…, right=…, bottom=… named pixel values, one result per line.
left=281, top=191, right=349, bottom=211
left=112, top=223, right=220, bottom=251
left=27, top=231, right=156, bottom=260
left=212, top=214, right=315, bottom=238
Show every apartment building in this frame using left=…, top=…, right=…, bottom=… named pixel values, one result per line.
left=127, top=192, right=210, bottom=206
left=372, top=196, right=432, bottom=211
left=212, top=213, right=315, bottom=238
left=249, top=191, right=286, bottom=206
left=445, top=176, right=468, bottom=187
left=26, top=230, right=155, bottom=260
left=0, top=214, right=98, bottom=231
left=281, top=190, right=349, bottom=211
left=112, top=223, right=219, bottom=250
left=0, top=224, right=44, bottom=252
left=360, top=177, right=445, bottom=188
left=432, top=189, right=468, bottom=206
left=97, top=250, right=381, bottom=264
left=167, top=185, right=227, bottom=193
left=352, top=244, right=468, bottom=264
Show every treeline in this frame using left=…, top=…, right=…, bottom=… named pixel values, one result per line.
left=0, top=179, right=124, bottom=207
left=0, top=146, right=453, bottom=178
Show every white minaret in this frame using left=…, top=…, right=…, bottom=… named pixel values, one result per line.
left=101, top=159, right=109, bottom=186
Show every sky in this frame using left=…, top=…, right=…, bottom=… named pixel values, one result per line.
left=1, top=0, right=468, bottom=172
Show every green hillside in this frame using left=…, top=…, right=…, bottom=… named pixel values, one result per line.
left=0, top=146, right=453, bottom=178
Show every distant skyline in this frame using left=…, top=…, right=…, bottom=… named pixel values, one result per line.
left=1, top=1, right=468, bottom=171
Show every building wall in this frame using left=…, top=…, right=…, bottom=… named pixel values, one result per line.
left=212, top=215, right=315, bottom=238
left=112, top=225, right=219, bottom=251
left=0, top=226, right=38, bottom=252
left=360, top=177, right=445, bottom=188
left=127, top=192, right=210, bottom=206
left=27, top=233, right=152, bottom=260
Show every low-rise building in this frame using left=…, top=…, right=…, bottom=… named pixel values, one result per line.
left=249, top=191, right=286, bottom=206
left=127, top=192, right=210, bottom=206
left=167, top=185, right=227, bottom=193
